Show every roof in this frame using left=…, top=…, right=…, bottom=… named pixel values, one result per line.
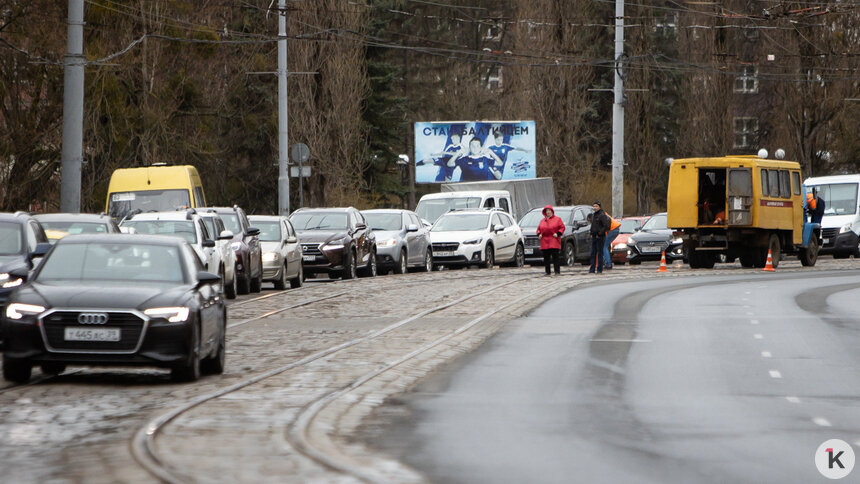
left=54, top=233, right=185, bottom=246
left=671, top=156, right=801, bottom=169
left=200, top=206, right=241, bottom=214
left=361, top=209, right=412, bottom=214
left=291, top=207, right=355, bottom=213
left=126, top=211, right=196, bottom=221
left=419, top=191, right=510, bottom=200
left=804, top=174, right=860, bottom=185
left=0, top=212, right=29, bottom=222
left=437, top=209, right=495, bottom=217
left=34, top=213, right=111, bottom=222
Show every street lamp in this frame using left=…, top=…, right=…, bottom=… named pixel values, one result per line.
left=397, top=154, right=409, bottom=208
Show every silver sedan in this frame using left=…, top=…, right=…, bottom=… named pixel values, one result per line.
left=248, top=215, right=304, bottom=289
left=361, top=209, right=433, bottom=274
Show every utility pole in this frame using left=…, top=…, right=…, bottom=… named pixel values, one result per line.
left=60, top=0, right=85, bottom=213
left=277, top=0, right=290, bottom=215
left=611, top=0, right=625, bottom=217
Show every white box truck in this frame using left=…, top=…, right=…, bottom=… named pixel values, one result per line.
left=415, top=178, right=555, bottom=224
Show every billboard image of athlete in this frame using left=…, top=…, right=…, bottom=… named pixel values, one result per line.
left=450, top=137, right=503, bottom=182
left=485, top=131, right=532, bottom=178
left=416, top=132, right=463, bottom=182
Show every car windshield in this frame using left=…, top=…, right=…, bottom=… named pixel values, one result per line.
left=619, top=219, right=642, bottom=234
left=36, top=242, right=186, bottom=284
left=518, top=209, right=571, bottom=229
left=0, top=222, right=23, bottom=255
left=107, top=189, right=191, bottom=220
left=219, top=214, right=241, bottom=234
left=254, top=221, right=282, bottom=242
left=39, top=221, right=109, bottom=242
left=642, top=214, right=667, bottom=231
left=122, top=220, right=198, bottom=244
left=431, top=214, right=489, bottom=232
left=290, top=213, right=349, bottom=231
left=363, top=213, right=402, bottom=231
left=416, top=197, right=481, bottom=223
left=808, top=183, right=858, bottom=216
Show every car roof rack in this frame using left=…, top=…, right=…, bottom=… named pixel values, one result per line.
left=185, top=208, right=197, bottom=220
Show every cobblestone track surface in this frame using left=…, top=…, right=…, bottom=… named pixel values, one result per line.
left=0, top=258, right=857, bottom=483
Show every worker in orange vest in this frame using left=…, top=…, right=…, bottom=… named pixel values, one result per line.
left=604, top=214, right=622, bottom=269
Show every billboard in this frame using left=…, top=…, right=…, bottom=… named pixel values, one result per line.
left=414, top=121, right=536, bottom=184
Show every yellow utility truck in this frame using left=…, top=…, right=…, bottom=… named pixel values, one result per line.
left=667, top=155, right=819, bottom=269
left=105, top=164, right=207, bottom=221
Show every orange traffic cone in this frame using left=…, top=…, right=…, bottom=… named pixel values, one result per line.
left=657, top=251, right=668, bottom=273
left=763, top=249, right=775, bottom=272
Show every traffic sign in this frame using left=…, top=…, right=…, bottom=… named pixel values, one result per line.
left=290, top=143, right=310, bottom=164
left=290, top=165, right=311, bottom=178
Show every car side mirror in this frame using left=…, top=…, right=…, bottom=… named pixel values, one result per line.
left=9, top=267, right=29, bottom=279
left=406, top=224, right=419, bottom=232
left=202, top=239, right=216, bottom=248
left=196, top=271, right=221, bottom=288
left=245, top=227, right=260, bottom=237
left=287, top=236, right=298, bottom=244
left=218, top=230, right=234, bottom=240
left=32, top=242, right=52, bottom=258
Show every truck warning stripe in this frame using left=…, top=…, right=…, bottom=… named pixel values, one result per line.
left=760, top=199, right=794, bottom=208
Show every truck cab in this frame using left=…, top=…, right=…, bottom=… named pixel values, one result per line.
left=416, top=190, right=512, bottom=225
left=667, top=155, right=819, bottom=268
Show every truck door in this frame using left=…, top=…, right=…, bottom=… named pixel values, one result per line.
left=727, top=168, right=753, bottom=225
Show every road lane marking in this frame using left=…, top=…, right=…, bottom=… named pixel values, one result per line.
left=589, top=339, right=652, bottom=343
left=754, top=333, right=763, bottom=339
left=761, top=351, right=772, bottom=358
left=813, top=417, right=832, bottom=427
left=750, top=319, right=759, bottom=325
left=769, top=370, right=782, bottom=379
left=786, top=396, right=800, bottom=404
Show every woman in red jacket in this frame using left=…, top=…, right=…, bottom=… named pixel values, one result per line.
left=537, top=205, right=565, bottom=275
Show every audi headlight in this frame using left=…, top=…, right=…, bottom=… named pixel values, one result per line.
left=463, top=238, right=483, bottom=245
left=144, top=307, right=190, bottom=323
left=0, top=273, right=24, bottom=288
left=379, top=238, right=398, bottom=247
left=6, top=303, right=45, bottom=320
left=230, top=242, right=242, bottom=250
left=262, top=252, right=279, bottom=262
left=839, top=224, right=852, bottom=234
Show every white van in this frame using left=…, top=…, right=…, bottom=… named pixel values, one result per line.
left=415, top=190, right=512, bottom=225
left=804, top=174, right=860, bottom=258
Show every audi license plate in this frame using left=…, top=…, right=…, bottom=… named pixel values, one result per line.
left=640, top=246, right=661, bottom=253
left=436, top=251, right=454, bottom=257
left=524, top=248, right=534, bottom=255
left=64, top=327, right=120, bottom=342
left=303, top=255, right=316, bottom=262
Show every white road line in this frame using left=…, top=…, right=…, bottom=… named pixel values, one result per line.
left=813, top=417, right=832, bottom=427
left=786, top=396, right=800, bottom=404
left=761, top=351, right=772, bottom=358
left=750, top=319, right=759, bottom=325
left=754, top=333, right=764, bottom=340
left=589, top=339, right=653, bottom=343
left=769, top=370, right=782, bottom=379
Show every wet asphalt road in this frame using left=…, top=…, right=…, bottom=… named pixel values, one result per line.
left=378, top=270, right=860, bottom=483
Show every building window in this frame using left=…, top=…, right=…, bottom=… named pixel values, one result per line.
left=733, top=117, right=758, bottom=149
left=734, top=66, right=758, bottom=93
left=487, top=66, right=502, bottom=90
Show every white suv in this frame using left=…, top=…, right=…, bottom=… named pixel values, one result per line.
left=429, top=209, right=525, bottom=269
left=198, top=211, right=238, bottom=299
left=120, top=210, right=232, bottom=294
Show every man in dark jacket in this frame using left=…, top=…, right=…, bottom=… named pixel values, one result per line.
left=589, top=201, right=610, bottom=273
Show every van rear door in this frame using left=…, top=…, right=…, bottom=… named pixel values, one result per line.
left=727, top=168, right=753, bottom=225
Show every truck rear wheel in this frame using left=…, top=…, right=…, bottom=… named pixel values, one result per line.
left=767, top=234, right=781, bottom=269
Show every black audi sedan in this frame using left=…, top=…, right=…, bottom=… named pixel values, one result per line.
left=1, top=234, right=226, bottom=383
